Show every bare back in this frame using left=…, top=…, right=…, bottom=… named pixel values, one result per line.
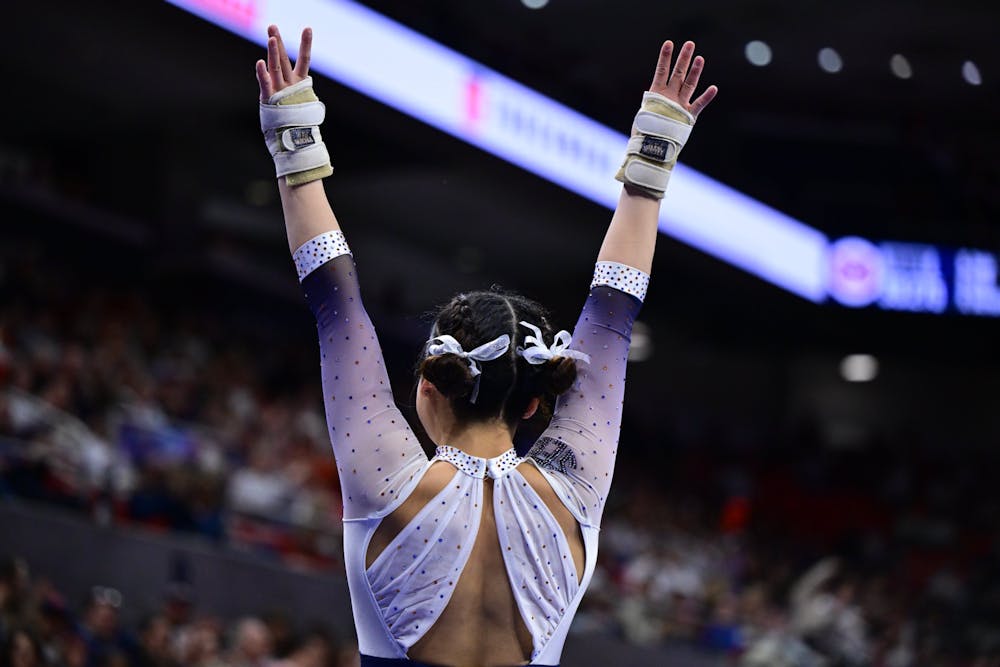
left=366, top=460, right=585, bottom=666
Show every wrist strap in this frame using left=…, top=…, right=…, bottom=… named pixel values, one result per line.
left=614, top=91, right=694, bottom=199
left=259, top=77, right=334, bottom=186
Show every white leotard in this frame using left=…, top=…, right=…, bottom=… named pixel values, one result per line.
left=294, top=231, right=647, bottom=665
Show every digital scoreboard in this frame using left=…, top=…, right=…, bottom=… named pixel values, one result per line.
left=829, top=237, right=1000, bottom=316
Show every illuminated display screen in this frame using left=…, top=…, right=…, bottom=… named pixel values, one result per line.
left=829, top=237, right=1000, bottom=316
left=165, top=0, right=999, bottom=318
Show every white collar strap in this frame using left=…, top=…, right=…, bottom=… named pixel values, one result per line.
left=435, top=446, right=522, bottom=479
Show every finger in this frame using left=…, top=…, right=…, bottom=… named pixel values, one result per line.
left=267, top=36, right=285, bottom=88
left=668, top=41, right=696, bottom=90
left=679, top=55, right=704, bottom=104
left=269, top=25, right=295, bottom=83
left=650, top=40, right=674, bottom=91
left=293, top=27, right=312, bottom=78
left=256, top=59, right=274, bottom=102
left=689, top=85, right=718, bottom=118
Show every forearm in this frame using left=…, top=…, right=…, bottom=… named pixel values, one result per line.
left=600, top=40, right=716, bottom=273
left=596, top=187, right=661, bottom=274
left=278, top=179, right=341, bottom=253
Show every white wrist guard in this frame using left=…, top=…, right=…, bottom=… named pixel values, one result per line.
left=260, top=77, right=334, bottom=186
left=615, top=91, right=694, bottom=199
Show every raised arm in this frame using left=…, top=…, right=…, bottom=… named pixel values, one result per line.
left=257, top=27, right=427, bottom=521
left=255, top=26, right=339, bottom=252
left=529, top=41, right=717, bottom=526
left=598, top=40, right=718, bottom=273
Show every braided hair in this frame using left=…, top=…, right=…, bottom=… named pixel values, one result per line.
left=419, top=288, right=577, bottom=427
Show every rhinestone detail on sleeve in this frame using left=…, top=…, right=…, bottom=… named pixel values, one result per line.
left=292, top=230, right=351, bottom=282
left=591, top=261, right=649, bottom=302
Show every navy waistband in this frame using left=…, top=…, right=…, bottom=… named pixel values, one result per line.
left=360, top=655, right=556, bottom=667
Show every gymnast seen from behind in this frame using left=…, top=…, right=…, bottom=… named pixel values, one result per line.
left=254, top=24, right=716, bottom=667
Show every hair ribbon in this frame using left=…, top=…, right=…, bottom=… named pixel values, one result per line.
left=517, top=322, right=591, bottom=365
left=425, top=334, right=511, bottom=403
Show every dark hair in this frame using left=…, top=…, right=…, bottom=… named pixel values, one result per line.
left=419, top=288, right=577, bottom=427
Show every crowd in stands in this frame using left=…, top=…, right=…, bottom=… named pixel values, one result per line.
left=0, top=554, right=356, bottom=667
left=0, top=242, right=345, bottom=568
left=2, top=243, right=999, bottom=666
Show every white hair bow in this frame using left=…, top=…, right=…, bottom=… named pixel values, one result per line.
left=425, top=333, right=511, bottom=403
left=517, top=322, right=591, bottom=365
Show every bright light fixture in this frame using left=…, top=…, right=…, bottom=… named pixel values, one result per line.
left=818, top=47, right=843, bottom=73
left=962, top=60, right=982, bottom=86
left=889, top=54, right=912, bottom=79
left=840, top=354, right=878, bottom=382
left=745, top=40, right=772, bottom=67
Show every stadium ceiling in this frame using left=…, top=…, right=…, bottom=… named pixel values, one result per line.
left=168, top=0, right=999, bottom=317
left=3, top=0, right=997, bottom=323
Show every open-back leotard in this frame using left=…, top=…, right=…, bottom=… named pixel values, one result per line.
left=294, top=231, right=648, bottom=665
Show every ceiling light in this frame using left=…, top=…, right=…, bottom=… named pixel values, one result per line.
left=840, top=354, right=878, bottom=382
left=889, top=54, right=912, bottom=79
left=521, top=0, right=549, bottom=8
left=745, top=40, right=772, bottom=67
left=818, top=47, right=843, bottom=74
left=962, top=60, right=982, bottom=86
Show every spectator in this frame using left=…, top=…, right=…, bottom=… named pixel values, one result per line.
left=790, top=558, right=869, bottom=666
left=272, top=628, right=336, bottom=667
left=174, top=617, right=227, bottom=667
left=741, top=607, right=823, bottom=667
left=229, top=618, right=273, bottom=667
left=0, top=558, right=30, bottom=642
left=33, top=585, right=74, bottom=666
left=76, top=587, right=132, bottom=667
left=133, top=614, right=178, bottom=667
left=228, top=446, right=294, bottom=522
left=0, top=627, right=44, bottom=667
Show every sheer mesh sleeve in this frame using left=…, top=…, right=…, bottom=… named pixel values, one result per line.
left=298, top=232, right=428, bottom=521
left=527, top=262, right=645, bottom=528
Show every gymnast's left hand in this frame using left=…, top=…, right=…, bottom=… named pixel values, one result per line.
left=255, top=25, right=312, bottom=102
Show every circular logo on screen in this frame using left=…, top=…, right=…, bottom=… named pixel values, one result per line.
left=828, top=237, right=884, bottom=307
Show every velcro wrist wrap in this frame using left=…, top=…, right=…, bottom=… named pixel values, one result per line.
left=259, top=77, right=334, bottom=186
left=615, top=91, right=695, bottom=199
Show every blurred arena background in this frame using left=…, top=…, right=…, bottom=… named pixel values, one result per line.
left=1, top=1, right=998, bottom=665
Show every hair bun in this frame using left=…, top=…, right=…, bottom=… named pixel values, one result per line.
left=420, top=354, right=475, bottom=400
left=541, top=357, right=577, bottom=396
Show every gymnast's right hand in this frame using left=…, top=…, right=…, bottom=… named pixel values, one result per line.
left=647, top=40, right=717, bottom=120
left=613, top=40, right=717, bottom=200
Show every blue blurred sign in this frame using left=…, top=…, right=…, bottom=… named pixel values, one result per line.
left=829, top=237, right=1000, bottom=316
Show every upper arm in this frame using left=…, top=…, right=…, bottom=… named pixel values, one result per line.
left=299, top=234, right=427, bottom=520
left=528, top=262, right=646, bottom=527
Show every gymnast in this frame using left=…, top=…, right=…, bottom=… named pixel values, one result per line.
left=255, top=24, right=716, bottom=667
